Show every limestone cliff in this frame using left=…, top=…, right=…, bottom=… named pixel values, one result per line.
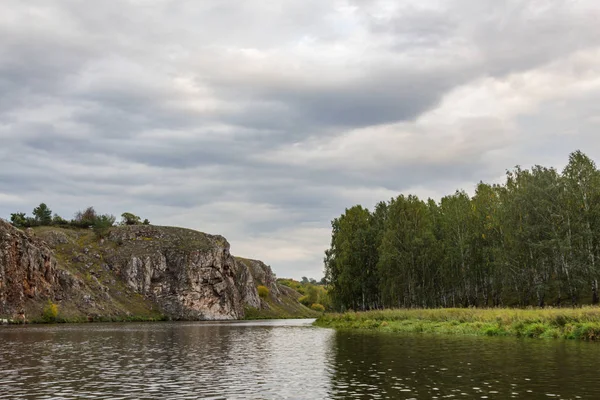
left=0, top=220, right=315, bottom=322
left=0, top=219, right=58, bottom=313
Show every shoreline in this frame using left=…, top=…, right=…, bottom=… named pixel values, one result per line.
left=1, top=314, right=317, bottom=326
left=314, top=308, right=600, bottom=340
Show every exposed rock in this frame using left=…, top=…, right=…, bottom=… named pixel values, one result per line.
left=104, top=226, right=245, bottom=320
left=236, top=257, right=281, bottom=300
left=234, top=258, right=261, bottom=309
left=0, top=221, right=310, bottom=321
left=0, top=219, right=59, bottom=315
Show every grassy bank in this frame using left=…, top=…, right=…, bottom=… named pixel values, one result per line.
left=314, top=308, right=600, bottom=340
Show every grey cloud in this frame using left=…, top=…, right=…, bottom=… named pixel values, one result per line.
left=1, top=0, right=599, bottom=278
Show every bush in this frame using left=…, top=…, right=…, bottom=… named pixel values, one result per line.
left=42, top=300, right=59, bottom=323
left=10, top=212, right=26, bottom=228
left=52, top=214, right=69, bottom=226
left=257, top=285, right=270, bottom=298
left=121, top=212, right=142, bottom=225
left=311, top=303, right=325, bottom=312
left=93, top=214, right=116, bottom=238
left=298, top=295, right=311, bottom=306
left=72, top=207, right=98, bottom=228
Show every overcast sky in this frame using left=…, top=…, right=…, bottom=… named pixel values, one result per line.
left=1, top=1, right=600, bottom=279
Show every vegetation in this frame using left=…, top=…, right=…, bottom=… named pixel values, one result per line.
left=8, top=205, right=149, bottom=230
left=121, top=212, right=150, bottom=226
left=42, top=300, right=59, bottom=323
left=311, top=303, right=325, bottom=312
left=257, top=285, right=270, bottom=298
left=32, top=203, right=52, bottom=226
left=325, top=151, right=600, bottom=310
left=244, top=285, right=320, bottom=319
left=315, top=308, right=600, bottom=340
left=279, top=278, right=331, bottom=310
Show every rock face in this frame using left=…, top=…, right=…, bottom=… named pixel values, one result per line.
left=106, top=226, right=246, bottom=320
left=0, top=220, right=75, bottom=316
left=236, top=258, right=281, bottom=300
left=0, top=221, right=308, bottom=321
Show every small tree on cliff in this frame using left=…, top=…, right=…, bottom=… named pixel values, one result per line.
left=121, top=212, right=142, bottom=225
left=10, top=212, right=28, bottom=228
left=93, top=214, right=116, bottom=238
left=73, top=207, right=98, bottom=227
left=32, top=203, right=52, bottom=226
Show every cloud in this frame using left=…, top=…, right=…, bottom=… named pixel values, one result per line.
left=1, top=0, right=600, bottom=279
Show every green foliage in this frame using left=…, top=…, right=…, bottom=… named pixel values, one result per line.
left=324, top=150, right=600, bottom=310
left=72, top=206, right=98, bottom=227
left=7, top=206, right=147, bottom=241
left=310, top=303, right=325, bottom=312
left=278, top=278, right=305, bottom=293
left=33, top=203, right=52, bottom=226
left=257, top=285, right=270, bottom=298
left=279, top=278, right=331, bottom=310
left=121, top=212, right=142, bottom=225
left=42, top=300, right=59, bottom=322
left=93, top=214, right=116, bottom=238
left=52, top=214, right=68, bottom=226
left=10, top=212, right=28, bottom=228
left=298, top=295, right=310, bottom=306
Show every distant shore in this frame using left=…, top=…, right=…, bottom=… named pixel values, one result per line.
left=314, top=308, right=600, bottom=340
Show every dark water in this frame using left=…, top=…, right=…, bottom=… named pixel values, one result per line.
left=0, top=320, right=598, bottom=399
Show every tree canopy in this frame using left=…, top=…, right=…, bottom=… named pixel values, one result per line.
left=324, top=150, right=600, bottom=310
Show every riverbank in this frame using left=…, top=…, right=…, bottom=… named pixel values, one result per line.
left=314, top=308, right=600, bottom=340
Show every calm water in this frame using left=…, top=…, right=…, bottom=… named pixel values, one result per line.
left=1, top=320, right=599, bottom=399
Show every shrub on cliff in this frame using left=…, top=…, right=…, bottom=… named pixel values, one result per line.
left=33, top=203, right=53, bottom=226
left=42, top=300, right=59, bottom=323
left=52, top=214, right=69, bottom=226
left=121, top=212, right=142, bottom=225
left=311, top=303, right=325, bottom=312
left=72, top=206, right=98, bottom=227
left=93, top=214, right=117, bottom=238
left=257, top=285, right=270, bottom=298
left=10, top=212, right=29, bottom=228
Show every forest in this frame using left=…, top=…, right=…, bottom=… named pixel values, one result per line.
left=324, top=151, right=600, bottom=311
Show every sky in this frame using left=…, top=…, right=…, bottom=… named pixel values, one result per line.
left=1, top=0, right=600, bottom=280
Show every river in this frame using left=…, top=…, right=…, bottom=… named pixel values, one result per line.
left=0, top=319, right=598, bottom=399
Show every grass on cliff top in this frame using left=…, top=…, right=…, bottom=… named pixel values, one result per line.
left=315, top=307, right=600, bottom=340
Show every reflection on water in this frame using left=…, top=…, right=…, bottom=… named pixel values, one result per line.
left=0, top=320, right=333, bottom=399
left=329, top=331, right=598, bottom=399
left=1, top=320, right=599, bottom=399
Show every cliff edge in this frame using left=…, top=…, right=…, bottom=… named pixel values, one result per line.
left=0, top=220, right=316, bottom=322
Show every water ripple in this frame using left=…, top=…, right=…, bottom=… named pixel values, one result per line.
left=1, top=320, right=600, bottom=399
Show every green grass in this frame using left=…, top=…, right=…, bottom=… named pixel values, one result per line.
left=314, top=307, right=600, bottom=340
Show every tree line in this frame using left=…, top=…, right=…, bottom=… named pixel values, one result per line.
left=9, top=204, right=150, bottom=230
left=324, top=151, right=600, bottom=310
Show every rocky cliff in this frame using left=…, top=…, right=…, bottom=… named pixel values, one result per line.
left=0, top=220, right=316, bottom=322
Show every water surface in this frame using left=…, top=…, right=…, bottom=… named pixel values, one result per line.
left=0, top=320, right=598, bottom=399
